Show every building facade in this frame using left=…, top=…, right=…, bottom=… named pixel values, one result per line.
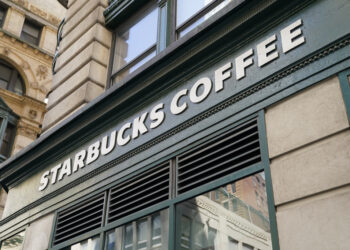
left=0, top=0, right=65, bottom=219
left=0, top=0, right=349, bottom=250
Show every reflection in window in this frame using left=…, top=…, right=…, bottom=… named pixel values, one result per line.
left=105, top=210, right=168, bottom=250
left=177, top=173, right=272, bottom=250
left=62, top=236, right=100, bottom=250
left=0, top=231, right=25, bottom=250
left=0, top=122, right=15, bottom=158
left=176, top=0, right=234, bottom=37
left=112, top=1, right=158, bottom=84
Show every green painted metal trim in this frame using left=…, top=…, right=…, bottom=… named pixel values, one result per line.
left=257, top=110, right=280, bottom=250
left=168, top=204, right=175, bottom=250
left=338, top=68, right=350, bottom=124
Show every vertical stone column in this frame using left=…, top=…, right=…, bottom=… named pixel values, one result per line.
left=42, top=0, right=112, bottom=131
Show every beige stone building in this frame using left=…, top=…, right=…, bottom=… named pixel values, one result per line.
left=0, top=0, right=349, bottom=250
left=0, top=0, right=65, bottom=218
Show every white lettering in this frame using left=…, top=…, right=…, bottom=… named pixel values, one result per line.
left=117, top=122, right=131, bottom=146
left=50, top=164, right=61, bottom=184
left=257, top=34, right=279, bottom=67
left=189, top=77, right=212, bottom=103
left=73, top=150, right=86, bottom=172
left=215, top=62, right=232, bottom=92
left=281, top=19, right=305, bottom=53
left=171, top=89, right=188, bottom=115
left=38, top=171, right=50, bottom=191
left=150, top=103, right=165, bottom=129
left=58, top=158, right=72, bottom=181
left=235, top=48, right=254, bottom=80
left=86, top=141, right=100, bottom=165
left=101, top=130, right=117, bottom=155
left=132, top=113, right=148, bottom=139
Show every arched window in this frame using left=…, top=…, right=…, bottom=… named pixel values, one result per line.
left=0, top=59, right=25, bottom=96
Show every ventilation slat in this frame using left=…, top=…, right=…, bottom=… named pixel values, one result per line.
left=107, top=163, right=170, bottom=223
left=109, top=186, right=169, bottom=211
left=55, top=209, right=103, bottom=233
left=179, top=147, right=260, bottom=184
left=179, top=120, right=257, bottom=162
left=177, top=119, right=261, bottom=194
left=178, top=154, right=261, bottom=193
left=110, top=178, right=169, bottom=205
left=57, top=202, right=103, bottom=225
left=110, top=164, right=168, bottom=196
left=57, top=195, right=104, bottom=221
left=110, top=170, right=168, bottom=202
left=108, top=193, right=169, bottom=222
left=178, top=139, right=260, bottom=176
left=53, top=193, right=105, bottom=245
left=54, top=222, right=102, bottom=244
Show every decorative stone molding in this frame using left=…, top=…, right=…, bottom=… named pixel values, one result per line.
left=9, top=0, right=61, bottom=26
left=36, top=65, right=48, bottom=81
left=17, top=119, right=41, bottom=137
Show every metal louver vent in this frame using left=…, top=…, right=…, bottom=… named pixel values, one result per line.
left=53, top=193, right=105, bottom=245
left=177, top=119, right=261, bottom=194
left=108, top=162, right=170, bottom=223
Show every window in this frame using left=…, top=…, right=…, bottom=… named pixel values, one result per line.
left=62, top=236, right=100, bottom=250
left=0, top=231, right=25, bottom=250
left=0, top=97, right=18, bottom=162
left=112, top=1, right=159, bottom=84
left=176, top=0, right=233, bottom=38
left=176, top=173, right=272, bottom=250
left=20, top=19, right=42, bottom=46
left=109, top=0, right=243, bottom=85
left=0, top=5, right=6, bottom=27
left=105, top=210, right=168, bottom=250
left=0, top=59, right=25, bottom=96
left=50, top=117, right=277, bottom=250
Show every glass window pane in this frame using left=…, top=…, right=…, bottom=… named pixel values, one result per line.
left=177, top=0, right=233, bottom=38
left=124, top=223, right=133, bottom=250
left=64, top=236, right=100, bottom=250
left=176, top=0, right=214, bottom=27
left=0, top=7, right=6, bottom=26
left=13, top=76, right=24, bottom=96
left=176, top=173, right=272, bottom=250
left=106, top=210, right=168, bottom=250
left=0, top=231, right=25, bottom=250
left=106, top=231, right=116, bottom=250
left=0, top=123, right=15, bottom=158
left=21, top=20, right=41, bottom=45
left=113, top=4, right=158, bottom=75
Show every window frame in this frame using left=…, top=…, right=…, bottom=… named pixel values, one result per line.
left=48, top=111, right=280, bottom=250
left=0, top=60, right=26, bottom=96
left=109, top=0, right=161, bottom=86
left=107, top=0, right=247, bottom=88
left=0, top=4, right=7, bottom=28
left=0, top=97, right=18, bottom=163
left=20, top=18, right=42, bottom=46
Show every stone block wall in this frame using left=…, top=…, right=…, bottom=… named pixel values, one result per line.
left=42, top=0, right=112, bottom=131
left=265, top=76, right=350, bottom=250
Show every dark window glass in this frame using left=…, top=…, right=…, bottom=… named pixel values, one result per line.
left=0, top=6, right=6, bottom=27
left=0, top=123, right=15, bottom=158
left=0, top=231, right=25, bottom=249
left=176, top=173, right=272, bottom=250
left=112, top=1, right=158, bottom=84
left=0, top=60, right=25, bottom=95
left=20, top=19, right=41, bottom=46
left=176, top=0, right=233, bottom=37
left=105, top=210, right=168, bottom=250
